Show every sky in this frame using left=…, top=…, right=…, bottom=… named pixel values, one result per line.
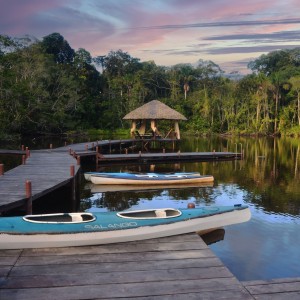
left=1, top=0, right=300, bottom=74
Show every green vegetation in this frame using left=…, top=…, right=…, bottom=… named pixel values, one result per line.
left=1, top=33, right=300, bottom=137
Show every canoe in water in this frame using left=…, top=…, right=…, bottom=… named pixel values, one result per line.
left=85, top=172, right=214, bottom=185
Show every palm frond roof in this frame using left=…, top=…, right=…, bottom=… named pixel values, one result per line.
left=123, top=100, right=187, bottom=120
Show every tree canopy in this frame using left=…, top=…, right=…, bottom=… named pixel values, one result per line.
left=1, top=33, right=300, bottom=137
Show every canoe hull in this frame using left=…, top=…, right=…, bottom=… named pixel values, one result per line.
left=90, top=174, right=214, bottom=185
left=0, top=207, right=250, bottom=249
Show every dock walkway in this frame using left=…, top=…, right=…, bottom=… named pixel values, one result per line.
left=0, top=233, right=252, bottom=300
left=0, top=150, right=79, bottom=212
left=1, top=233, right=298, bottom=299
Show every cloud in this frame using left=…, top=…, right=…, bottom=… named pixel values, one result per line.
left=1, top=0, right=300, bottom=73
left=205, top=44, right=300, bottom=55
left=205, top=30, right=300, bottom=43
left=133, top=18, right=300, bottom=30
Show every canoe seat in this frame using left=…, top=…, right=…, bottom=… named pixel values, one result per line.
left=71, top=214, right=83, bottom=222
left=155, top=210, right=167, bottom=218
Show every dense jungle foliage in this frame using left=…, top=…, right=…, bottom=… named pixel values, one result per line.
left=1, top=33, right=300, bottom=138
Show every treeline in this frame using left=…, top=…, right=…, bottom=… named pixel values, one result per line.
left=1, top=32, right=300, bottom=137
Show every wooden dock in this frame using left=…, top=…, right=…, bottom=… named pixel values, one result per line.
left=0, top=139, right=242, bottom=212
left=56, top=140, right=242, bottom=164
left=0, top=233, right=298, bottom=299
left=0, top=150, right=80, bottom=213
left=96, top=151, right=242, bottom=164
left=0, top=233, right=251, bottom=300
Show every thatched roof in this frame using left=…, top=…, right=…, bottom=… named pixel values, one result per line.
left=123, top=100, right=187, bottom=121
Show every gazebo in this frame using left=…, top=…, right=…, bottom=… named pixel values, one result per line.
left=123, top=100, right=187, bottom=139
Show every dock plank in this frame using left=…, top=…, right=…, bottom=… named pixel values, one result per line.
left=243, top=278, right=300, bottom=299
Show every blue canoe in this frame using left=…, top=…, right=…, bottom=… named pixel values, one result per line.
left=0, top=205, right=250, bottom=249
left=84, top=172, right=214, bottom=185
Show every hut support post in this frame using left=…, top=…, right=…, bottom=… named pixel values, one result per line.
left=174, top=121, right=180, bottom=139
left=151, top=120, right=160, bottom=137
left=140, top=120, right=146, bottom=134
left=130, top=121, right=137, bottom=138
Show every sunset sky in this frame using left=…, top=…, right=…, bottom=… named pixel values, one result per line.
left=1, top=0, right=300, bottom=74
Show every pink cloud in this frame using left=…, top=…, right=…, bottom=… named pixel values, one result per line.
left=1, top=0, right=300, bottom=72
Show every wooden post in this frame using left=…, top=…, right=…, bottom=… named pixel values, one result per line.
left=21, top=145, right=25, bottom=151
left=69, top=148, right=72, bottom=155
left=85, top=144, right=88, bottom=151
left=22, top=155, right=26, bottom=165
left=0, top=164, right=3, bottom=176
left=50, top=144, right=53, bottom=150
left=77, top=156, right=80, bottom=165
left=70, top=165, right=75, bottom=177
left=26, top=147, right=30, bottom=158
left=70, top=165, right=76, bottom=212
left=25, top=180, right=32, bottom=214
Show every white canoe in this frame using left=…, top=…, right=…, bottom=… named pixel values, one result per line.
left=87, top=172, right=214, bottom=185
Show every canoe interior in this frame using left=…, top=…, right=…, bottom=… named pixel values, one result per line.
left=24, top=213, right=95, bottom=223
left=117, top=208, right=181, bottom=219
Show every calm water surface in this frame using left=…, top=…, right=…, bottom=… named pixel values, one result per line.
left=1, top=136, right=300, bottom=281
left=81, top=136, right=300, bottom=281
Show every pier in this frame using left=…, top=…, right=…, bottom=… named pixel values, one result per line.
left=1, top=233, right=298, bottom=299
left=0, top=150, right=80, bottom=213
left=0, top=139, right=241, bottom=213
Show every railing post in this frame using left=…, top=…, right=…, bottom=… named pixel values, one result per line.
left=25, top=180, right=32, bottom=215
left=70, top=165, right=75, bottom=177
left=26, top=147, right=29, bottom=158
left=70, top=165, right=76, bottom=211
left=0, top=164, right=3, bottom=176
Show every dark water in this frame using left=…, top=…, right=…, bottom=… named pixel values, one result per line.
left=1, top=135, right=300, bottom=281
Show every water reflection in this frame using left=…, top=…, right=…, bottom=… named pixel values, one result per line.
left=2, top=135, right=300, bottom=281
left=81, top=136, right=300, bottom=281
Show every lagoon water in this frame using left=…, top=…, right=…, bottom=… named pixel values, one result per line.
left=2, top=135, right=300, bottom=281
left=81, top=136, right=300, bottom=281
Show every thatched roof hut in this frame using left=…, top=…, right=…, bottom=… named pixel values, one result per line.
left=123, top=100, right=187, bottom=121
left=123, top=100, right=187, bottom=139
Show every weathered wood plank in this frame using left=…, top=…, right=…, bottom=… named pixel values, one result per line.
left=21, top=240, right=208, bottom=256
left=243, top=278, right=300, bottom=294
left=1, top=266, right=233, bottom=289
left=0, top=277, right=243, bottom=300
left=130, top=288, right=254, bottom=300
left=9, top=257, right=223, bottom=277
left=251, top=292, right=300, bottom=300
left=16, top=249, right=215, bottom=266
